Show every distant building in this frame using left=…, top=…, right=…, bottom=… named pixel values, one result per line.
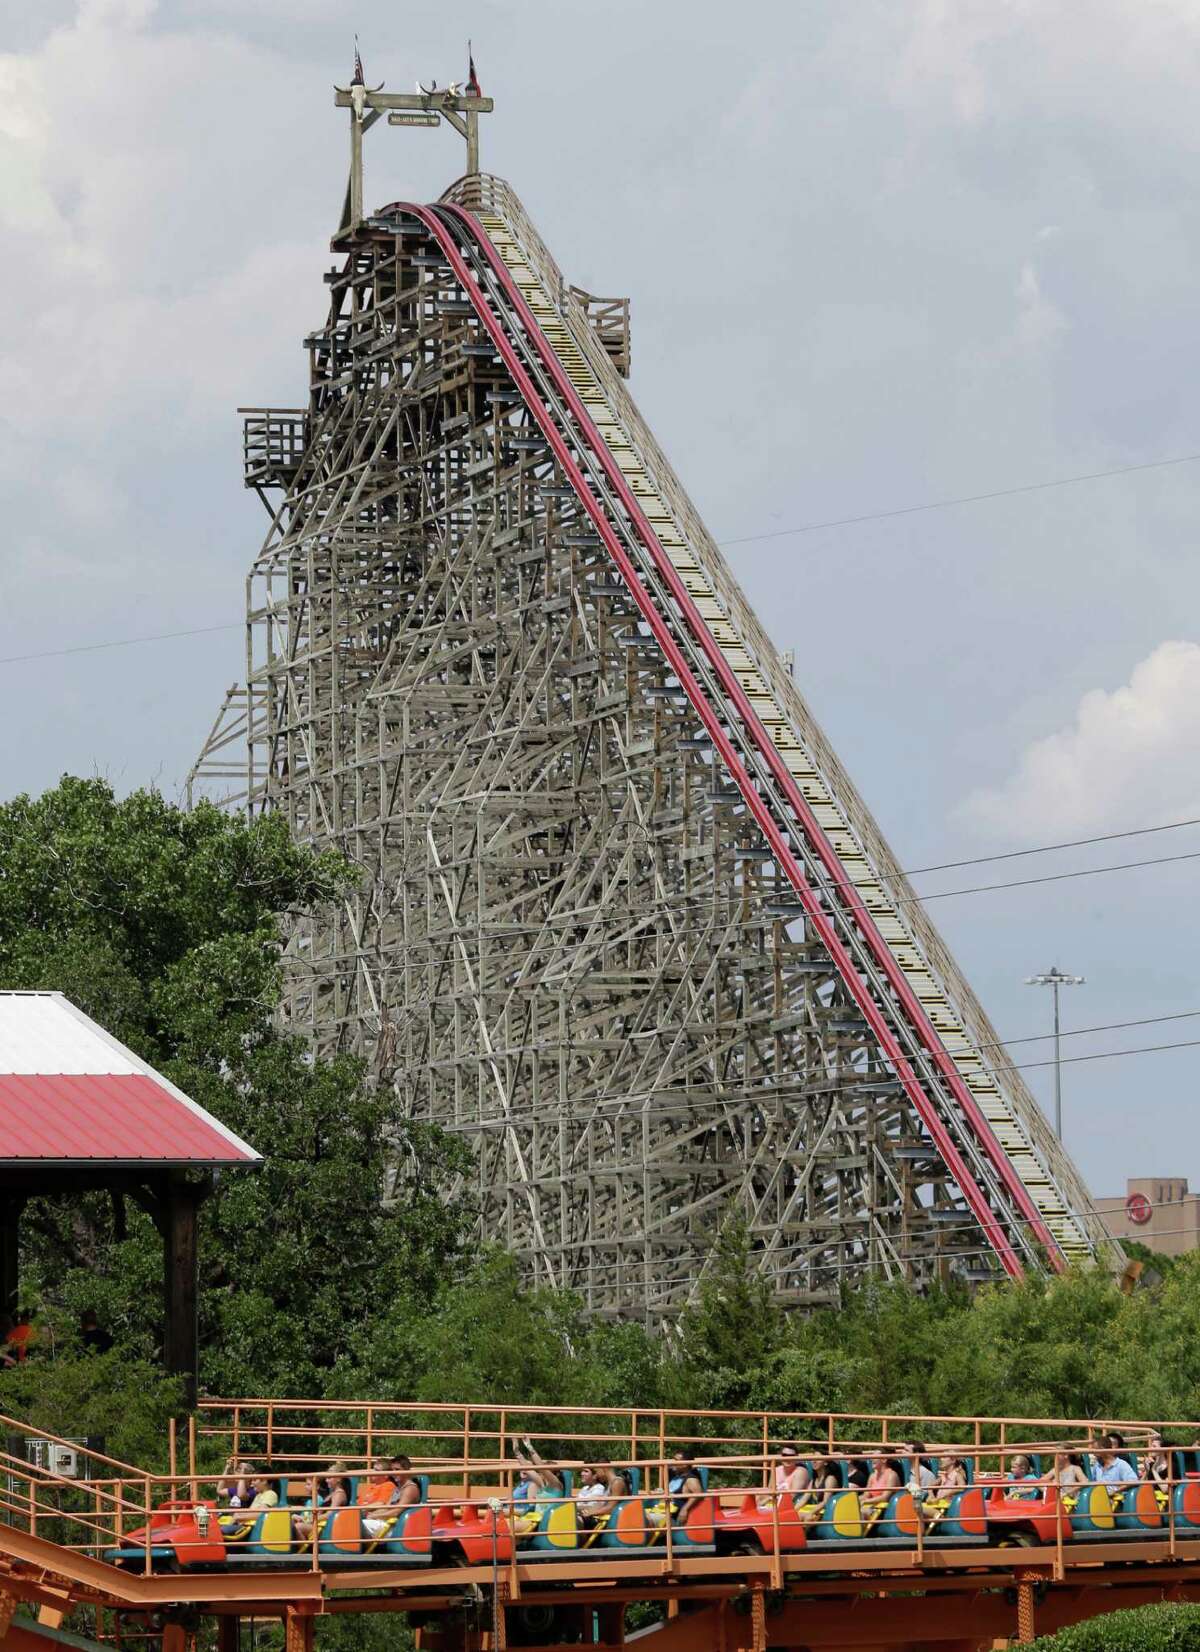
left=1096, top=1178, right=1200, bottom=1256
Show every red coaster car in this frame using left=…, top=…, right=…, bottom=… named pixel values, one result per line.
left=714, top=1492, right=808, bottom=1556
left=983, top=1478, right=1070, bottom=1546
left=106, top=1499, right=244, bottom=1570
left=431, top=1499, right=515, bottom=1566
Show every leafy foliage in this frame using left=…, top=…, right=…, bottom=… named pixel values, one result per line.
left=1029, top=1603, right=1200, bottom=1649
left=0, top=778, right=470, bottom=1395
left=9, top=775, right=1200, bottom=1479
left=0, top=1345, right=182, bottom=1470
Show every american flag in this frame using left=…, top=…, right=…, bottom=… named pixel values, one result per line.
left=466, top=41, right=481, bottom=98
left=352, top=37, right=364, bottom=87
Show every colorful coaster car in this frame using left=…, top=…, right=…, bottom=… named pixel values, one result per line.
left=431, top=1497, right=514, bottom=1565
left=1173, top=1453, right=1200, bottom=1531
left=521, top=1469, right=576, bottom=1552
left=805, top=1488, right=867, bottom=1546
left=596, top=1466, right=650, bottom=1550
left=318, top=1474, right=433, bottom=1562
left=1063, top=1479, right=1159, bottom=1537
left=713, top=1489, right=808, bottom=1555
left=104, top=1499, right=229, bottom=1570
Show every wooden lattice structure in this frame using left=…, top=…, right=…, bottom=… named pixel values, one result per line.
left=189, top=95, right=1114, bottom=1314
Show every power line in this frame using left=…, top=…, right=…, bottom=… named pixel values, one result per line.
left=319, top=840, right=1200, bottom=965
left=905, top=816, right=1200, bottom=876
left=985, top=1008, right=1200, bottom=1051
left=912, top=848, right=1200, bottom=904
left=0, top=621, right=240, bottom=667
left=9, top=451, right=1200, bottom=667
left=425, top=1035, right=1200, bottom=1130
left=1019, top=1036, right=1200, bottom=1072
left=717, top=452, right=1200, bottom=548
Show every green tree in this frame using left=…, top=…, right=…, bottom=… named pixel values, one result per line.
left=676, top=1216, right=783, bottom=1406
left=0, top=777, right=471, bottom=1394
left=1028, top=1603, right=1200, bottom=1649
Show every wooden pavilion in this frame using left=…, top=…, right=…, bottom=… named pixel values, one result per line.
left=0, top=991, right=260, bottom=1405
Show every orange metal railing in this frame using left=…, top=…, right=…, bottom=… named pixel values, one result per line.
left=0, top=1399, right=1193, bottom=1583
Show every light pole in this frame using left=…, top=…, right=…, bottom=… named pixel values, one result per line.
left=1025, top=966, right=1085, bottom=1140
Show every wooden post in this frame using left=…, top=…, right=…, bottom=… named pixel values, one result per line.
left=466, top=109, right=479, bottom=175
left=0, top=1199, right=22, bottom=1319
left=349, top=114, right=363, bottom=228
left=162, top=1176, right=206, bottom=1409
left=218, top=1618, right=239, bottom=1652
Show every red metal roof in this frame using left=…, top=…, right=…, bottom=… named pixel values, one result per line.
left=0, top=994, right=259, bottom=1167
left=0, top=1074, right=256, bottom=1165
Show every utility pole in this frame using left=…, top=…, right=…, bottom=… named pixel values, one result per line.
left=1025, top=966, right=1085, bottom=1140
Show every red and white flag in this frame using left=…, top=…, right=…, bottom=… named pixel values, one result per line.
left=352, top=37, right=364, bottom=86
left=466, top=42, right=481, bottom=98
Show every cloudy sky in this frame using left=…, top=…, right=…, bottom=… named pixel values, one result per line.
left=3, top=0, right=1198, bottom=1202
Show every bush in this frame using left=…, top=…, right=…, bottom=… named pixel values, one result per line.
left=1029, top=1603, right=1200, bottom=1649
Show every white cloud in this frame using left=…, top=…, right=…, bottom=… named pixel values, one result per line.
left=1014, top=260, right=1066, bottom=351
left=0, top=0, right=334, bottom=615
left=958, top=641, right=1200, bottom=840
left=0, top=8, right=328, bottom=442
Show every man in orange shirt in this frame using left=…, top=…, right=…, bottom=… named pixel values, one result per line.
left=357, top=1462, right=397, bottom=1521
left=363, top=1456, right=421, bottom=1539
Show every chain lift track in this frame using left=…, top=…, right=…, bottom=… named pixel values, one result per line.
left=190, top=172, right=1113, bottom=1309
left=419, top=193, right=1101, bottom=1274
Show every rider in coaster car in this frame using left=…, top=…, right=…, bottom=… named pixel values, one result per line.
left=1145, top=1432, right=1173, bottom=1487
left=1006, top=1454, right=1040, bottom=1493
left=293, top=1460, right=351, bottom=1542
left=843, top=1451, right=870, bottom=1489
left=796, top=1458, right=842, bottom=1526
left=646, top=1449, right=703, bottom=1528
left=862, top=1451, right=903, bottom=1513
left=219, top=1471, right=277, bottom=1538
left=1037, top=1451, right=1087, bottom=1488
left=576, top=1464, right=607, bottom=1521
left=356, top=1460, right=398, bottom=1525
left=364, top=1455, right=422, bottom=1539
left=758, top=1442, right=810, bottom=1510
left=904, top=1441, right=937, bottom=1499
left=577, top=1464, right=629, bottom=1534
left=910, top=1454, right=969, bottom=1529
left=217, top=1459, right=255, bottom=1510
left=1091, top=1434, right=1138, bottom=1486
left=511, top=1438, right=564, bottom=1536
left=937, top=1457, right=969, bottom=1492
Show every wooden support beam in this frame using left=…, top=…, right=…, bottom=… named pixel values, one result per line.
left=161, top=1175, right=210, bottom=1409
left=0, top=1199, right=22, bottom=1319
left=191, top=169, right=1104, bottom=1316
